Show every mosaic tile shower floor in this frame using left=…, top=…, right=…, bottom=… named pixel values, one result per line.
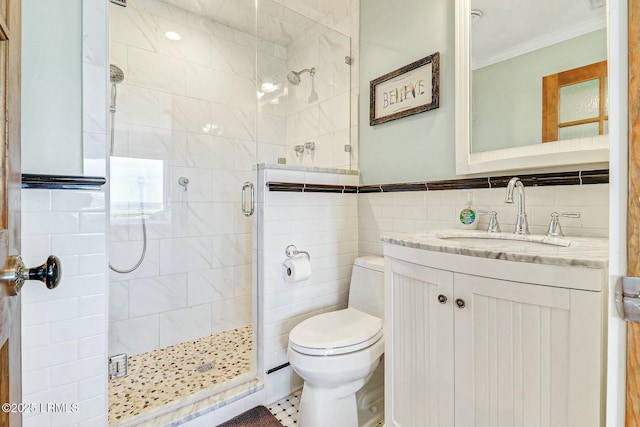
left=108, top=325, right=252, bottom=424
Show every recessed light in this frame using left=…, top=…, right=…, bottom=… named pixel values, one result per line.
left=202, top=123, right=220, bottom=133
left=164, top=31, right=182, bottom=41
left=261, top=82, right=278, bottom=93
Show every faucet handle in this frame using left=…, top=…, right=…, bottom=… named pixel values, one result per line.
left=477, top=210, right=501, bottom=233
left=547, top=212, right=580, bottom=237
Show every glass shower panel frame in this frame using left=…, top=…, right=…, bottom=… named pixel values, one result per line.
left=256, top=0, right=352, bottom=170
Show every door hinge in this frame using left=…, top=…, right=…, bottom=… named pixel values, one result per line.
left=615, top=276, right=640, bottom=322
left=109, top=353, right=128, bottom=379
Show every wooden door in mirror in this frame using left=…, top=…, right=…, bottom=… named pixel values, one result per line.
left=542, top=60, right=608, bottom=143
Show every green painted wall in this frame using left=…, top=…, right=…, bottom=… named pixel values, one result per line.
left=359, top=0, right=456, bottom=184
left=359, top=2, right=606, bottom=184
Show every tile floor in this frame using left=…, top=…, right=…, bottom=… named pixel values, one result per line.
left=268, top=391, right=384, bottom=427
left=268, top=391, right=300, bottom=426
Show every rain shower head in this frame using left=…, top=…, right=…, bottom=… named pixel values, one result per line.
left=287, top=67, right=316, bottom=85
left=110, top=64, right=125, bottom=84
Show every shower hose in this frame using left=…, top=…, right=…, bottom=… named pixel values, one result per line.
left=108, top=183, right=148, bottom=274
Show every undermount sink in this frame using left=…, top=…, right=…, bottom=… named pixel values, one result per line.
left=434, top=230, right=572, bottom=248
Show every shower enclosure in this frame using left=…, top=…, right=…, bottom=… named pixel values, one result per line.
left=107, top=0, right=352, bottom=423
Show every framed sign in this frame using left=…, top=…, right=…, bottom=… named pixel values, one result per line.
left=369, top=52, right=440, bottom=126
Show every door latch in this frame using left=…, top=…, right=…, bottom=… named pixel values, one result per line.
left=616, top=276, right=640, bottom=322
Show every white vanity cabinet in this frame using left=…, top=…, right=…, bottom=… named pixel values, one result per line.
left=384, top=243, right=607, bottom=427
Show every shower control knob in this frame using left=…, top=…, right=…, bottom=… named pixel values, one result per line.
left=0, top=255, right=62, bottom=295
left=437, top=294, right=448, bottom=304
left=178, top=176, right=189, bottom=191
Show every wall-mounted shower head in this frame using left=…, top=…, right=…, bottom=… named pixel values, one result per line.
left=287, top=67, right=316, bottom=85
left=110, top=64, right=125, bottom=84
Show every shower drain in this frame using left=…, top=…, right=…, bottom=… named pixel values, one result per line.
left=196, top=362, right=215, bottom=373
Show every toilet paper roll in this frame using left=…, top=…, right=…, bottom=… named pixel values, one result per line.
left=283, top=257, right=311, bottom=283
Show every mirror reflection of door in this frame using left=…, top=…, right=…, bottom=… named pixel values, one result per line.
left=470, top=0, right=607, bottom=154
left=0, top=0, right=22, bottom=425
left=542, top=60, right=608, bottom=142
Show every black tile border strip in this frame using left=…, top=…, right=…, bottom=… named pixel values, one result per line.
left=428, top=177, right=491, bottom=191
left=266, top=362, right=290, bottom=375
left=580, top=169, right=610, bottom=185
left=22, top=174, right=106, bottom=190
left=266, top=169, right=609, bottom=194
left=380, top=182, right=428, bottom=192
left=266, top=182, right=359, bottom=194
left=357, top=185, right=383, bottom=193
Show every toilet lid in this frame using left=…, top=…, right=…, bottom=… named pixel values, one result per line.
left=289, top=308, right=383, bottom=356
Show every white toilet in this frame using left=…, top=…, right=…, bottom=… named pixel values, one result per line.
left=287, top=256, right=385, bottom=427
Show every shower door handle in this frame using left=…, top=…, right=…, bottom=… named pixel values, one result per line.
left=242, top=182, right=254, bottom=217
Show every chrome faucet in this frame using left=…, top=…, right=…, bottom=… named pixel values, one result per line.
left=504, top=177, right=529, bottom=235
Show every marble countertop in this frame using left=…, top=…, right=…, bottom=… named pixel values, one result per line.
left=381, top=229, right=609, bottom=268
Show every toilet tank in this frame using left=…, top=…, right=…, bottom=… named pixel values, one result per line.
left=348, top=256, right=385, bottom=319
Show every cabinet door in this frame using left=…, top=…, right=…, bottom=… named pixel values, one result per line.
left=454, top=273, right=603, bottom=427
left=385, top=258, right=455, bottom=427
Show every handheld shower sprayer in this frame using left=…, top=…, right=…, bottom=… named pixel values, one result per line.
left=110, top=64, right=124, bottom=112
left=109, top=64, right=125, bottom=155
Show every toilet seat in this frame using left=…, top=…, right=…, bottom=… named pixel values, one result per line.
left=289, top=308, right=383, bottom=356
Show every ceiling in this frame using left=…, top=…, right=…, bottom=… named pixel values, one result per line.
left=471, top=0, right=606, bottom=68
left=160, top=0, right=320, bottom=46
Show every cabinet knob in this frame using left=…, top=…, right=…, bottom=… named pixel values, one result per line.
left=455, top=298, right=466, bottom=309
left=437, top=294, right=448, bottom=304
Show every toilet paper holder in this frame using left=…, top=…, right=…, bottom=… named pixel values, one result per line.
left=285, top=245, right=311, bottom=261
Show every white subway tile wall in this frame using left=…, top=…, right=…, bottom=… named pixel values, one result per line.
left=21, top=189, right=108, bottom=427
left=256, top=167, right=359, bottom=403
left=358, top=184, right=610, bottom=256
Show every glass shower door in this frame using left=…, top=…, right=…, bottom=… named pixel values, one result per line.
left=107, top=0, right=259, bottom=421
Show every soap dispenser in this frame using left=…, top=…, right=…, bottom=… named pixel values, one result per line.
left=458, top=192, right=479, bottom=229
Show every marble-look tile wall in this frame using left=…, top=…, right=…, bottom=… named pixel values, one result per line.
left=285, top=25, right=352, bottom=169
left=359, top=184, right=610, bottom=256
left=20, top=3, right=110, bottom=427
left=278, top=0, right=361, bottom=171
left=108, top=0, right=258, bottom=356
left=256, top=0, right=359, bottom=170
left=255, top=166, right=359, bottom=403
